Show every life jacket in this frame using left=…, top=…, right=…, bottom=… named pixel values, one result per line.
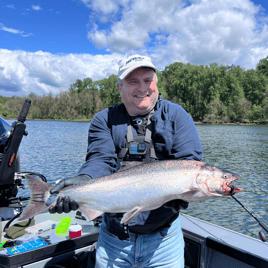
left=117, top=109, right=158, bottom=162
left=116, top=94, right=167, bottom=163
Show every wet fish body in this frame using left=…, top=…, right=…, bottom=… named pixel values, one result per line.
left=19, top=160, right=242, bottom=224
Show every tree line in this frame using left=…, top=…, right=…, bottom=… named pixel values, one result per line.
left=1, top=56, right=268, bottom=123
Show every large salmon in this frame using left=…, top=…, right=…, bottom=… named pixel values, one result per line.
left=18, top=160, right=242, bottom=224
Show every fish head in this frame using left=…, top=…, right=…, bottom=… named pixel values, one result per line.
left=196, top=165, right=242, bottom=200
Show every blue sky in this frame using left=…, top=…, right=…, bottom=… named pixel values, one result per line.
left=1, top=1, right=101, bottom=54
left=1, top=0, right=268, bottom=97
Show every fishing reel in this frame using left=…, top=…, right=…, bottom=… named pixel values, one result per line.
left=257, top=220, right=268, bottom=243
left=0, top=174, right=28, bottom=208
left=231, top=195, right=268, bottom=243
left=259, top=231, right=268, bottom=242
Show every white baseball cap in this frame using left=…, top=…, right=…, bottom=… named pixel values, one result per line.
left=117, top=55, right=157, bottom=80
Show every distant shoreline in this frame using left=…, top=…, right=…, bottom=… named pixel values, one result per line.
left=194, top=121, right=268, bottom=126
left=3, top=117, right=268, bottom=126
left=2, top=117, right=92, bottom=122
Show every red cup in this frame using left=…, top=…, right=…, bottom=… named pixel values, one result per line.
left=69, top=225, right=82, bottom=239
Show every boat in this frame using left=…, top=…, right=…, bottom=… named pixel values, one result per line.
left=0, top=100, right=267, bottom=268
left=0, top=211, right=267, bottom=268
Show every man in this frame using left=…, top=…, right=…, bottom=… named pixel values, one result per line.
left=50, top=55, right=203, bottom=267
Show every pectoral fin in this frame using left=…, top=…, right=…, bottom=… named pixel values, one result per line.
left=78, top=206, right=103, bottom=222
left=120, top=207, right=143, bottom=224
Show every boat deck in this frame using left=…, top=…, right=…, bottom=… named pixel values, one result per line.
left=180, top=213, right=268, bottom=268
left=0, top=212, right=267, bottom=268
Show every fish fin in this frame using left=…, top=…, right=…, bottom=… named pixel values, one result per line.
left=119, top=162, right=145, bottom=172
left=120, top=207, right=142, bottom=224
left=78, top=206, right=103, bottom=222
left=18, top=175, right=53, bottom=221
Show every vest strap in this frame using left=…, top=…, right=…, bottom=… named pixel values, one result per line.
left=144, top=127, right=151, bottom=143
left=150, top=148, right=157, bottom=159
left=127, top=125, right=134, bottom=143
left=118, top=148, right=128, bottom=159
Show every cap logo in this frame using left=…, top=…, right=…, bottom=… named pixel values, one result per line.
left=118, top=54, right=157, bottom=79
left=126, top=57, right=145, bottom=65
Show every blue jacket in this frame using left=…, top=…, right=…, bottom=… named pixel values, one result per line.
left=79, top=99, right=202, bottom=177
left=78, top=99, right=203, bottom=239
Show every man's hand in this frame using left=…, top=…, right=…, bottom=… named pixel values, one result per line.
left=49, top=175, right=91, bottom=214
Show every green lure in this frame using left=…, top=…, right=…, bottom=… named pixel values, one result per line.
left=56, top=217, right=72, bottom=235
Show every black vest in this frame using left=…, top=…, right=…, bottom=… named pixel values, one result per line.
left=117, top=109, right=159, bottom=162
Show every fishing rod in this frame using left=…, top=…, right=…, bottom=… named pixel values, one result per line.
left=231, top=195, right=268, bottom=242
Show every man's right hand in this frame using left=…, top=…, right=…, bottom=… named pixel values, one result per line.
left=49, top=175, right=91, bottom=214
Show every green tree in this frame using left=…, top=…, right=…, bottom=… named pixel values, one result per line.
left=219, top=65, right=244, bottom=109
left=203, top=100, right=227, bottom=123
left=69, top=78, right=95, bottom=95
left=161, top=62, right=208, bottom=120
left=99, top=74, right=121, bottom=107
left=243, top=69, right=268, bottom=106
left=250, top=104, right=264, bottom=121
left=3, top=97, right=26, bottom=118
left=1, top=59, right=268, bottom=122
left=235, top=98, right=252, bottom=122
left=155, top=71, right=168, bottom=100
left=256, top=56, right=268, bottom=77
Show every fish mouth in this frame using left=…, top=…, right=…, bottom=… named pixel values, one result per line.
left=223, top=178, right=243, bottom=195
left=229, top=186, right=243, bottom=195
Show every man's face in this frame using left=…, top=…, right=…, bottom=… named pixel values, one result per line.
left=117, top=68, right=159, bottom=116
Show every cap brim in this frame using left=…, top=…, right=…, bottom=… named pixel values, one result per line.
left=118, top=63, right=157, bottom=80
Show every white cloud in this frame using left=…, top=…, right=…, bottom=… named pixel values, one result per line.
left=6, top=4, right=15, bottom=9
left=90, top=0, right=118, bottom=14
left=84, top=0, right=131, bottom=23
left=82, top=0, right=130, bottom=14
left=0, top=23, right=22, bottom=35
left=86, top=0, right=268, bottom=70
left=0, top=49, right=124, bottom=97
left=32, top=5, right=42, bottom=11
left=87, top=24, right=108, bottom=48
left=1, top=0, right=268, bottom=97
left=0, top=23, right=32, bottom=37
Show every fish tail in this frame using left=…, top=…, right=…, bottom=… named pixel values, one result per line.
left=18, top=175, right=53, bottom=221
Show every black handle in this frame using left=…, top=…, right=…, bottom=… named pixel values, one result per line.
left=18, top=99, right=31, bottom=123
left=260, top=221, right=268, bottom=233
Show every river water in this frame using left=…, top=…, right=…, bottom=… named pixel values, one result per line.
left=13, top=120, right=268, bottom=239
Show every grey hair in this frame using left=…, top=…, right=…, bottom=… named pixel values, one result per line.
left=117, top=69, right=158, bottom=86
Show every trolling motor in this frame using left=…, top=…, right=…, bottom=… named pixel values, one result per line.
left=231, top=195, right=268, bottom=242
left=0, top=99, right=31, bottom=211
